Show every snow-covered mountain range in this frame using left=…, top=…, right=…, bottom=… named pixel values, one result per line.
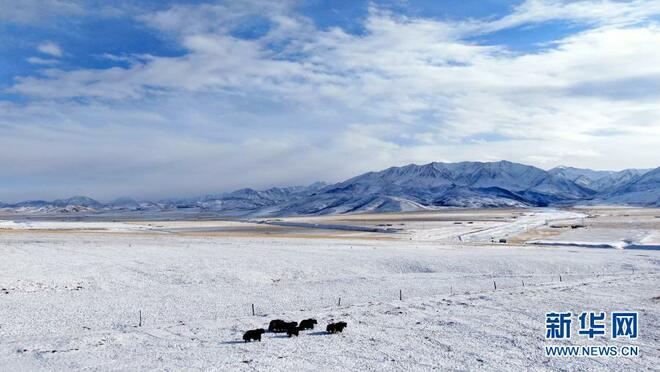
left=547, top=166, right=650, bottom=193
left=1, top=161, right=658, bottom=216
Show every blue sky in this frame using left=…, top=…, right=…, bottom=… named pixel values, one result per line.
left=0, top=0, right=524, bottom=87
left=1, top=0, right=659, bottom=202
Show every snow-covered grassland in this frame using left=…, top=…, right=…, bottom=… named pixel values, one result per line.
left=1, top=208, right=659, bottom=371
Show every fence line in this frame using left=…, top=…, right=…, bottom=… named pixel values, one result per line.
left=18, top=269, right=654, bottom=330
left=241, top=269, right=659, bottom=318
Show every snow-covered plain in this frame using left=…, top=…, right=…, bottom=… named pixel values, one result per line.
left=522, top=207, right=660, bottom=250
left=0, top=220, right=156, bottom=232
left=1, top=209, right=659, bottom=371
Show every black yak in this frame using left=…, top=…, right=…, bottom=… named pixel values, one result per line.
left=268, top=319, right=285, bottom=332
left=286, top=325, right=300, bottom=337
left=299, top=318, right=318, bottom=330
left=282, top=321, right=298, bottom=331
left=326, top=321, right=347, bottom=334
left=243, top=328, right=266, bottom=342
left=269, top=319, right=297, bottom=333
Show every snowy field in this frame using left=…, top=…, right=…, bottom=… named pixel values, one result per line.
left=522, top=207, right=660, bottom=249
left=1, top=208, right=659, bottom=371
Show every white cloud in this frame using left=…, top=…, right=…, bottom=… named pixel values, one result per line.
left=1, top=0, right=660, bottom=201
left=138, top=0, right=304, bottom=38
left=0, top=0, right=84, bottom=23
left=37, top=41, right=63, bottom=57
left=476, top=0, right=660, bottom=34
left=27, top=56, right=59, bottom=65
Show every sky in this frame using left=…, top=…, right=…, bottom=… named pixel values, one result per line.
left=1, top=0, right=659, bottom=202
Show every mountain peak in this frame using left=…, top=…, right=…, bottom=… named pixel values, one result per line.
left=2, top=162, right=657, bottom=215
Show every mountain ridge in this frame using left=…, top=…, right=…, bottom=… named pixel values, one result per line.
left=1, top=161, right=657, bottom=216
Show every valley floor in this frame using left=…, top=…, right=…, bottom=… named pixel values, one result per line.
left=0, top=208, right=659, bottom=371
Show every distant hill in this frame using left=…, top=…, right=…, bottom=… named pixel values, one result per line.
left=1, top=162, right=658, bottom=216
left=548, top=166, right=649, bottom=193
left=601, top=167, right=660, bottom=206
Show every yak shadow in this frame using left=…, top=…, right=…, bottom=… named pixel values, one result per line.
left=222, top=332, right=329, bottom=343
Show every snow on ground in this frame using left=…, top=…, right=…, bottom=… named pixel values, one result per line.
left=526, top=227, right=652, bottom=249
left=0, top=220, right=155, bottom=232
left=458, top=209, right=586, bottom=243
left=408, top=209, right=587, bottom=243
left=1, top=226, right=659, bottom=371
left=641, top=230, right=660, bottom=245
left=522, top=208, right=660, bottom=250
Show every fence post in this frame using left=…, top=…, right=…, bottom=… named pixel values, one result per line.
left=522, top=280, right=524, bottom=287
left=139, top=310, right=142, bottom=327
left=493, top=281, right=497, bottom=290
left=338, top=297, right=341, bottom=306
left=399, top=289, right=402, bottom=301
left=252, top=304, right=255, bottom=316
left=559, top=274, right=562, bottom=282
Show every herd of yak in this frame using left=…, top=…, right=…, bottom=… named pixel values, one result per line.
left=243, top=318, right=347, bottom=342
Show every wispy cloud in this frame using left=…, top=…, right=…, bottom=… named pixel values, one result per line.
left=1, top=0, right=659, bottom=201
left=26, top=56, right=60, bottom=65
left=492, top=0, right=660, bottom=30
left=36, top=41, right=63, bottom=57
left=0, top=0, right=84, bottom=23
